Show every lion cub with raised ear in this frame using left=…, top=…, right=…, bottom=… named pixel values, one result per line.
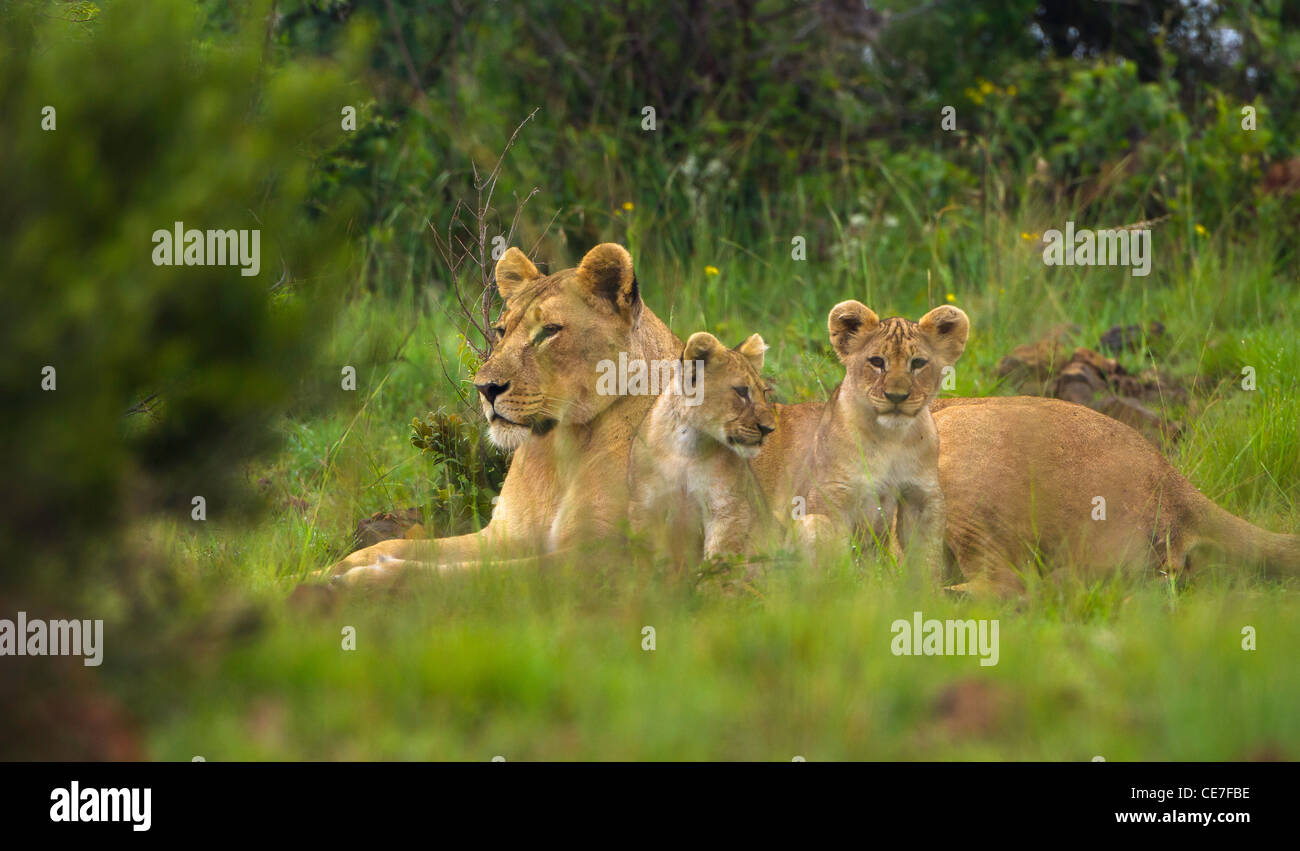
left=794, top=302, right=969, bottom=580
left=628, top=332, right=776, bottom=561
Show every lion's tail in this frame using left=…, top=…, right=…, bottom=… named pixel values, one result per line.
left=1189, top=495, right=1300, bottom=579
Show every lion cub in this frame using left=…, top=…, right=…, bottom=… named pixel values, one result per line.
left=628, top=331, right=775, bottom=561
left=795, top=302, right=969, bottom=580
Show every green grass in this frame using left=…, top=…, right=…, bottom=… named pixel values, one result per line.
left=98, top=197, right=1299, bottom=761
left=129, top=570, right=1298, bottom=761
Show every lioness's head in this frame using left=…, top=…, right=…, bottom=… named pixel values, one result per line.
left=827, top=301, right=969, bottom=425
left=679, top=331, right=775, bottom=459
left=474, top=243, right=644, bottom=450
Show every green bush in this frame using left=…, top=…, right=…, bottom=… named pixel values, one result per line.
left=0, top=0, right=361, bottom=592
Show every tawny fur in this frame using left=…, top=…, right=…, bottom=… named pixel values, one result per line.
left=323, top=244, right=1300, bottom=594
left=930, top=396, right=1300, bottom=594
left=751, top=302, right=968, bottom=582
left=326, top=243, right=681, bottom=585
left=627, top=331, right=774, bottom=562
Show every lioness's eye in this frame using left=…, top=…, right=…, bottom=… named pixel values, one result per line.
left=868, top=356, right=886, bottom=369
left=534, top=323, right=562, bottom=343
left=733, top=386, right=750, bottom=401
left=492, top=325, right=506, bottom=338
left=911, top=358, right=928, bottom=370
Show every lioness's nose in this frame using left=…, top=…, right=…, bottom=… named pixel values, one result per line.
left=475, top=380, right=509, bottom=404
left=885, top=391, right=909, bottom=404
left=757, top=422, right=775, bottom=437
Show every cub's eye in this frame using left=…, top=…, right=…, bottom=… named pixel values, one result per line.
left=910, top=358, right=928, bottom=370
left=533, top=323, right=562, bottom=343
left=733, top=386, right=750, bottom=401
left=868, top=356, right=886, bottom=370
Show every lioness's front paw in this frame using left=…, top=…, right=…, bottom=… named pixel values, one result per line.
left=331, top=555, right=406, bottom=589
left=332, top=564, right=382, bottom=587
left=311, top=542, right=396, bottom=582
left=308, top=559, right=360, bottom=583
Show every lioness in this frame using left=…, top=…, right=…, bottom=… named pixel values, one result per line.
left=325, top=242, right=681, bottom=585
left=627, top=331, right=775, bottom=561
left=932, top=396, right=1300, bottom=594
left=751, top=302, right=968, bottom=581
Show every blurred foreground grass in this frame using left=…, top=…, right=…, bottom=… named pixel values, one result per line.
left=99, top=214, right=1299, bottom=760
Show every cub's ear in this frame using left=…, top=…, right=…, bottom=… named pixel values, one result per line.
left=827, top=300, right=880, bottom=361
left=735, top=333, right=767, bottom=372
left=683, top=331, right=723, bottom=364
left=918, top=305, right=970, bottom=364
left=494, top=247, right=540, bottom=302
left=577, top=242, right=641, bottom=323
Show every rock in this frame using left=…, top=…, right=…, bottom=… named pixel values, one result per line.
left=997, top=324, right=1185, bottom=446
left=352, top=507, right=423, bottom=551
left=995, top=323, right=1080, bottom=394
left=1099, top=320, right=1165, bottom=353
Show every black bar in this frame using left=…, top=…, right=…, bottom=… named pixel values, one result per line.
left=0, top=762, right=1286, bottom=838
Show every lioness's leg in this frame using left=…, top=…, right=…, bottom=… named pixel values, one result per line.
left=318, top=527, right=509, bottom=580
left=332, top=543, right=613, bottom=587
left=331, top=507, right=629, bottom=586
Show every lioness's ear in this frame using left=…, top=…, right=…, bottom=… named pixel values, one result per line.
left=735, top=333, right=767, bottom=372
left=827, top=301, right=880, bottom=361
left=683, top=331, right=723, bottom=364
left=918, top=305, right=970, bottom=363
left=494, top=247, right=540, bottom=301
left=577, top=242, right=641, bottom=323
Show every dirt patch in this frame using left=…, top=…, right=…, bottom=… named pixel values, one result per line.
left=930, top=679, right=1015, bottom=740
left=0, top=597, right=143, bottom=759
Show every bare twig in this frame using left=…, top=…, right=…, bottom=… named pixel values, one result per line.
left=123, top=393, right=161, bottom=418
left=425, top=111, right=556, bottom=420
left=429, top=109, right=543, bottom=361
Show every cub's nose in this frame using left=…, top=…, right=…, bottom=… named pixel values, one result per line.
left=757, top=422, right=775, bottom=437
left=885, top=391, right=909, bottom=404
left=475, top=381, right=509, bottom=405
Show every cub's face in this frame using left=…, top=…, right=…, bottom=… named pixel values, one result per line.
left=827, top=301, right=969, bottom=425
left=680, top=332, right=775, bottom=459
left=473, top=244, right=643, bottom=450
